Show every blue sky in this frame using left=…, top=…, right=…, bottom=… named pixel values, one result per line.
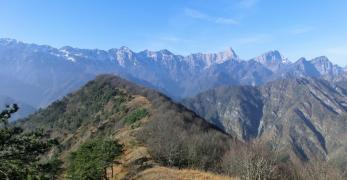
left=0, top=0, right=346, bottom=66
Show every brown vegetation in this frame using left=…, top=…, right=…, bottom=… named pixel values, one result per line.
left=133, top=167, right=235, bottom=180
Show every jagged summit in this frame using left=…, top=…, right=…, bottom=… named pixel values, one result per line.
left=158, top=49, right=174, bottom=55
left=216, top=47, right=239, bottom=61
left=119, top=46, right=131, bottom=51
left=310, top=56, right=330, bottom=62
left=185, top=47, right=239, bottom=68
left=254, top=50, right=289, bottom=63
left=310, top=56, right=343, bottom=76
left=219, top=47, right=238, bottom=58
left=298, top=57, right=308, bottom=62
left=1, top=37, right=346, bottom=111
left=252, top=50, right=289, bottom=72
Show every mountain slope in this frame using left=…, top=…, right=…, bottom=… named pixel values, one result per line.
left=183, top=78, right=347, bottom=167
left=20, top=75, right=238, bottom=179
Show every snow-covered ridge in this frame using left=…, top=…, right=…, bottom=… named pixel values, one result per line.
left=0, top=38, right=344, bottom=74
left=1, top=37, right=346, bottom=111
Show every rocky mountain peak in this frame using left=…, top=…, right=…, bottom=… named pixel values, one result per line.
left=311, top=56, right=330, bottom=63
left=220, top=47, right=238, bottom=58
left=310, top=56, right=333, bottom=68
left=200, top=47, right=239, bottom=64
left=253, top=50, right=289, bottom=72
left=184, top=47, right=238, bottom=69
left=60, top=46, right=74, bottom=51
left=254, top=50, right=288, bottom=64
left=310, top=56, right=343, bottom=76
left=297, top=57, right=308, bottom=62
left=158, top=49, right=174, bottom=55
left=118, top=46, right=132, bottom=53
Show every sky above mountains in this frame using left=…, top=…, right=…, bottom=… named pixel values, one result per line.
left=0, top=0, right=346, bottom=66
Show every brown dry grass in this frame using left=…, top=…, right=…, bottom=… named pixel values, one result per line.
left=133, top=167, right=237, bottom=180
left=106, top=95, right=239, bottom=180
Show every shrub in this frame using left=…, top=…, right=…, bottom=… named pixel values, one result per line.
left=137, top=109, right=230, bottom=172
left=67, top=139, right=122, bottom=180
left=0, top=104, right=59, bottom=179
left=122, top=108, right=148, bottom=125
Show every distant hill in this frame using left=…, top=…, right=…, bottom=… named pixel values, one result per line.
left=183, top=78, right=347, bottom=169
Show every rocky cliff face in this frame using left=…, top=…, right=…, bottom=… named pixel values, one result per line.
left=252, top=50, right=289, bottom=72
left=183, top=78, right=347, bottom=166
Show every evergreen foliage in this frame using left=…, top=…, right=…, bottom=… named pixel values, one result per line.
left=122, top=108, right=148, bottom=125
left=0, top=104, right=59, bottom=179
left=67, top=139, right=122, bottom=180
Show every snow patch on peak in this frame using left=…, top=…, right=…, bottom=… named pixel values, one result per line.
left=59, top=49, right=76, bottom=62
left=112, top=46, right=136, bottom=66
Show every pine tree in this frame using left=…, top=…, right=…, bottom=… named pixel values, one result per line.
left=67, top=138, right=122, bottom=179
left=0, top=104, right=59, bottom=179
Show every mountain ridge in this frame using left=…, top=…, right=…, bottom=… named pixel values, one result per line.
left=1, top=38, right=346, bottom=120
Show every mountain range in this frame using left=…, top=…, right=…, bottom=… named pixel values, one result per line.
left=1, top=38, right=346, bottom=120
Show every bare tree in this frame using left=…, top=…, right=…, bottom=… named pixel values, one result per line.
left=299, top=160, right=345, bottom=180
left=222, top=140, right=292, bottom=180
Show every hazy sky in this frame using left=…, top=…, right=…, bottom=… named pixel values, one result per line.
left=0, top=0, right=346, bottom=66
